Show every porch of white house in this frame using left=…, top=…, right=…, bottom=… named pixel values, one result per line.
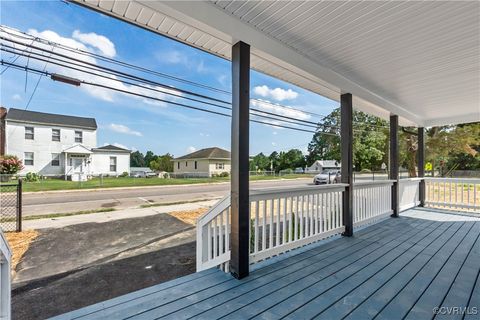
left=0, top=1, right=477, bottom=319
left=51, top=178, right=480, bottom=319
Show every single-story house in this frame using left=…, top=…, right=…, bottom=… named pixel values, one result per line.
left=172, top=147, right=230, bottom=177
left=307, top=160, right=341, bottom=173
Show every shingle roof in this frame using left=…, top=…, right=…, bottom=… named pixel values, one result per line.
left=5, top=108, right=97, bottom=129
left=93, top=144, right=131, bottom=152
left=174, top=147, right=230, bottom=160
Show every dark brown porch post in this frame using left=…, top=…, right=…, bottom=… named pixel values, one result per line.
left=390, top=115, right=400, bottom=217
left=418, top=127, right=426, bottom=207
left=230, top=41, right=250, bottom=279
left=341, top=93, right=353, bottom=236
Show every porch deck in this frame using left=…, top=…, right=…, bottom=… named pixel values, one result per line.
left=54, top=208, right=480, bottom=320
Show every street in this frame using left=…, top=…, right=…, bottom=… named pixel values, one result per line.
left=23, top=178, right=314, bottom=216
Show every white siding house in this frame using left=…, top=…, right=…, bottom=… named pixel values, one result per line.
left=172, top=147, right=231, bottom=177
left=307, top=160, right=341, bottom=173
left=3, top=108, right=130, bottom=180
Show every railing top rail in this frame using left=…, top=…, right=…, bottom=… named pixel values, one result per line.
left=250, top=183, right=348, bottom=199
left=399, top=177, right=424, bottom=182
left=425, top=177, right=480, bottom=183
left=353, top=180, right=395, bottom=187
left=196, top=195, right=230, bottom=225
left=0, top=230, right=11, bottom=262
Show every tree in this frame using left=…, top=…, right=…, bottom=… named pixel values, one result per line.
left=250, top=153, right=270, bottom=171
left=144, top=151, right=157, bottom=166
left=268, top=151, right=280, bottom=172
left=278, top=149, right=306, bottom=171
left=307, top=108, right=388, bottom=171
left=0, top=155, right=24, bottom=174
left=130, top=151, right=145, bottom=167
left=149, top=153, right=174, bottom=172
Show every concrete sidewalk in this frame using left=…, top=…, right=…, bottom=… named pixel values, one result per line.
left=23, top=199, right=219, bottom=229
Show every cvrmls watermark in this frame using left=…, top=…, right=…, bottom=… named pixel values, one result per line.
left=433, top=307, right=478, bottom=315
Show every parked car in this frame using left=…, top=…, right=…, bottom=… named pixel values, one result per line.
left=294, top=167, right=304, bottom=174
left=313, top=169, right=341, bottom=185
left=130, top=168, right=157, bottom=178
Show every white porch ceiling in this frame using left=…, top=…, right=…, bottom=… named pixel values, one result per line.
left=74, top=0, right=480, bottom=127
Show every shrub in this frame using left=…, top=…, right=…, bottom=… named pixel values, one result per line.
left=0, top=155, right=24, bottom=174
left=360, top=168, right=372, bottom=173
left=219, top=172, right=229, bottom=177
left=120, top=171, right=129, bottom=177
left=25, top=172, right=40, bottom=182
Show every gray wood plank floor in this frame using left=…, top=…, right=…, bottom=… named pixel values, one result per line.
left=52, top=208, right=480, bottom=320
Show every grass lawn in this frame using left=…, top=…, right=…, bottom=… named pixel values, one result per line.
left=11, top=174, right=314, bottom=192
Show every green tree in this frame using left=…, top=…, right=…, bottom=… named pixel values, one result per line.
left=144, top=151, right=157, bottom=166
left=130, top=151, right=145, bottom=167
left=250, top=153, right=270, bottom=171
left=278, top=149, right=306, bottom=171
left=268, top=151, right=280, bottom=172
left=149, top=153, right=174, bottom=172
left=307, top=108, right=388, bottom=171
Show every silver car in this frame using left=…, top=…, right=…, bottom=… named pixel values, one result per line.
left=313, top=169, right=340, bottom=185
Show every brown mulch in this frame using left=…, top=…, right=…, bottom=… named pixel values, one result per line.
left=5, top=229, right=38, bottom=274
left=168, top=208, right=209, bottom=225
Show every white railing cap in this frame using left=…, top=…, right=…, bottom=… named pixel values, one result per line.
left=425, top=177, right=480, bottom=183
left=354, top=180, right=396, bottom=187
left=250, top=183, right=348, bottom=198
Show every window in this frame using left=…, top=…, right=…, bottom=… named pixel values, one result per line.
left=51, top=153, right=60, bottom=166
left=216, top=163, right=225, bottom=170
left=24, top=152, right=34, bottom=166
left=25, top=127, right=34, bottom=140
left=52, top=129, right=60, bottom=141
left=177, top=162, right=180, bottom=169
left=75, top=131, right=83, bottom=143
left=110, top=157, right=117, bottom=172
left=195, top=161, right=197, bottom=170
left=185, top=161, right=188, bottom=167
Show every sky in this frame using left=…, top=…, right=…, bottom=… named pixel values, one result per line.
left=0, top=0, right=338, bottom=157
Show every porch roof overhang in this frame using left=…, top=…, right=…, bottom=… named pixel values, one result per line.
left=74, top=0, right=480, bottom=127
left=62, top=144, right=93, bottom=154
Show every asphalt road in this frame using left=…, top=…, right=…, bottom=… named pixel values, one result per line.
left=23, top=178, right=314, bottom=216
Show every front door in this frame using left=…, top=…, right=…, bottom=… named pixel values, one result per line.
left=73, top=158, right=83, bottom=173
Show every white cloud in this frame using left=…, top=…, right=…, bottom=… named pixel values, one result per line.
left=108, top=123, right=142, bottom=136
left=272, top=131, right=278, bottom=135
left=200, top=132, right=210, bottom=137
left=187, top=146, right=197, bottom=153
left=12, top=94, right=22, bottom=101
left=250, top=99, right=310, bottom=121
left=72, top=30, right=116, bottom=57
left=271, top=142, right=277, bottom=146
left=158, top=50, right=188, bottom=65
left=14, top=28, right=183, bottom=106
left=253, top=85, right=298, bottom=101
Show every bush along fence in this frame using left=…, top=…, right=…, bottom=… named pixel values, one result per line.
left=0, top=179, right=22, bottom=232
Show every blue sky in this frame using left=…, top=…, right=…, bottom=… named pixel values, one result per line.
left=0, top=1, right=338, bottom=157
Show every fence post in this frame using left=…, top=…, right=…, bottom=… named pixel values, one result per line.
left=16, top=179, right=22, bottom=232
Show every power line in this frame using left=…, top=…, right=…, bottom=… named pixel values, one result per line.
left=2, top=61, right=331, bottom=136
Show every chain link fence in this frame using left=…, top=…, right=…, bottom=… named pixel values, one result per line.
left=0, top=180, right=22, bottom=232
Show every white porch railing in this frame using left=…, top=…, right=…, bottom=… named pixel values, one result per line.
left=399, top=178, right=422, bottom=211
left=353, top=181, right=394, bottom=228
left=196, top=184, right=347, bottom=272
left=425, top=178, right=479, bottom=212
left=0, top=231, right=11, bottom=320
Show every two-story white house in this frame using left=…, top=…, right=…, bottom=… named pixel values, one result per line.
left=2, top=108, right=130, bottom=181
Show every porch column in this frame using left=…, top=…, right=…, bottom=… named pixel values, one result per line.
left=230, top=41, right=250, bottom=279
left=64, top=153, right=68, bottom=181
left=341, top=93, right=353, bottom=237
left=418, top=127, right=426, bottom=206
left=390, top=115, right=399, bottom=217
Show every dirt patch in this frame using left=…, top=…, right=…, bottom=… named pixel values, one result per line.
left=5, top=230, right=39, bottom=274
left=168, top=208, right=208, bottom=225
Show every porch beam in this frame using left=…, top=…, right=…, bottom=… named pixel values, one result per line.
left=230, top=41, right=250, bottom=279
left=341, top=93, right=353, bottom=236
left=390, top=115, right=400, bottom=217
left=418, top=127, right=426, bottom=206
